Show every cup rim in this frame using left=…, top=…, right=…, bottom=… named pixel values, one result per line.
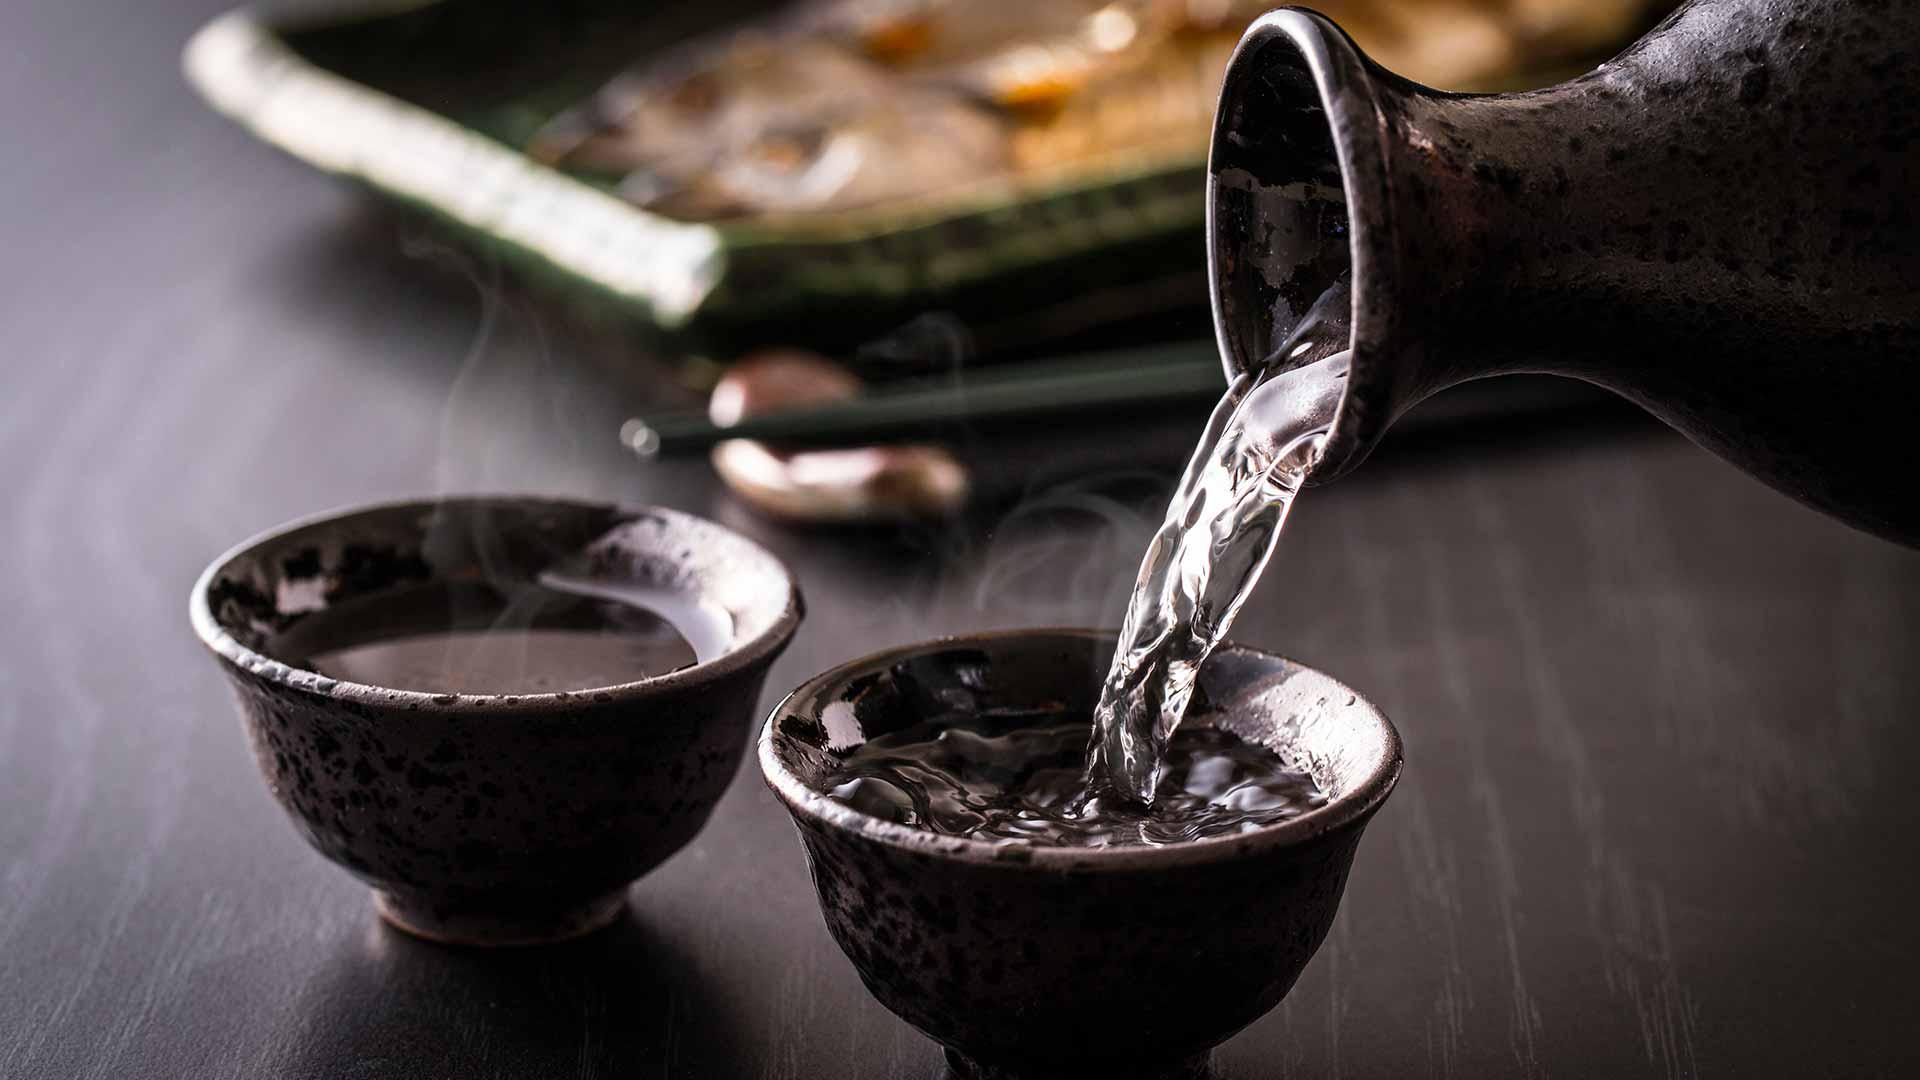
left=189, top=494, right=803, bottom=713
left=758, top=628, right=1402, bottom=869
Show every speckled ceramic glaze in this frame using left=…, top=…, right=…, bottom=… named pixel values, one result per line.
left=760, top=631, right=1401, bottom=1079
left=191, top=497, right=801, bottom=945
left=1211, top=0, right=1920, bottom=545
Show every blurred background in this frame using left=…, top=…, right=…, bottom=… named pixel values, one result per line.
left=177, top=0, right=1684, bottom=527
left=7, top=1, right=1920, bottom=1078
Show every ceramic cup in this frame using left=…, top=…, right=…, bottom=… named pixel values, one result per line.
left=191, top=496, right=801, bottom=945
left=760, top=630, right=1400, bottom=1079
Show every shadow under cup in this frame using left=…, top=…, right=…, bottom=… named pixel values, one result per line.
left=760, top=630, right=1402, bottom=1080
left=190, top=496, right=800, bottom=945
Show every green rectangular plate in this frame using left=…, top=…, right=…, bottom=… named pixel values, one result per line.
left=184, top=0, right=1213, bottom=351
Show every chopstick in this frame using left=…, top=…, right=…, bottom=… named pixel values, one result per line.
left=621, top=342, right=1227, bottom=457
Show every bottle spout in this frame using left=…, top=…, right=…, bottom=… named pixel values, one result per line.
left=1206, top=9, right=1404, bottom=485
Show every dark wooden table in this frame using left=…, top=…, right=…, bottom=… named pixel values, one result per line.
left=6, top=2, right=1919, bottom=1077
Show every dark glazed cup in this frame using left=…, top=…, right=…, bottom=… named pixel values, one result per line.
left=760, top=630, right=1401, bottom=1079
left=191, top=496, right=801, bottom=945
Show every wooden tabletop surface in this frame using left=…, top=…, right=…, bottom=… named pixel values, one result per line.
left=4, top=2, right=1918, bottom=1077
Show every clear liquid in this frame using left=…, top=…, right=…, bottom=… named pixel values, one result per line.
left=1087, top=274, right=1353, bottom=803
left=825, top=711, right=1325, bottom=848
left=268, top=576, right=730, bottom=695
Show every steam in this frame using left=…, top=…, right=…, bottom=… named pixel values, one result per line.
left=400, top=238, right=532, bottom=668
left=394, top=232, right=637, bottom=687
left=398, top=232, right=586, bottom=503
left=969, top=478, right=1162, bottom=630
left=811, top=311, right=1193, bottom=689
left=853, top=312, right=975, bottom=377
left=416, top=237, right=506, bottom=501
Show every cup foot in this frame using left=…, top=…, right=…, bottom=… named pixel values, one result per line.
left=373, top=889, right=627, bottom=947
left=945, top=1048, right=1210, bottom=1080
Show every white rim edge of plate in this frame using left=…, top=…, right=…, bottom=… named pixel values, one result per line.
left=181, top=8, right=726, bottom=327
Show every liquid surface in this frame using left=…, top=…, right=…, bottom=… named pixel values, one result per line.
left=826, top=711, right=1325, bottom=847
left=269, top=576, right=729, bottom=695
left=1087, top=274, right=1353, bottom=803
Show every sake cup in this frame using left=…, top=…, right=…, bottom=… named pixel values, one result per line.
left=191, top=496, right=801, bottom=945
left=759, top=630, right=1400, bottom=1079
